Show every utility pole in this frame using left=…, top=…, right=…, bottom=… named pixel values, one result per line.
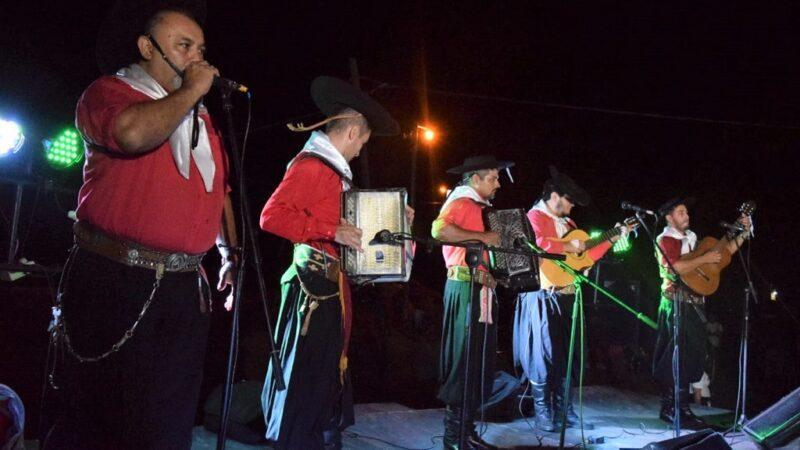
left=349, top=57, right=370, bottom=188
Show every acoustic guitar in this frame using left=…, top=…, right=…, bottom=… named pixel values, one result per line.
left=680, top=200, right=756, bottom=296
left=540, top=217, right=638, bottom=288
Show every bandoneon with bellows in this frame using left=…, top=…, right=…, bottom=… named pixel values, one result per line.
left=482, top=208, right=539, bottom=289
left=342, top=188, right=413, bottom=283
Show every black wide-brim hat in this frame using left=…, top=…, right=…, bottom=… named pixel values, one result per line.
left=96, top=0, right=207, bottom=75
left=310, top=76, right=400, bottom=136
left=658, top=196, right=696, bottom=217
left=547, top=165, right=590, bottom=206
left=446, top=155, right=515, bottom=175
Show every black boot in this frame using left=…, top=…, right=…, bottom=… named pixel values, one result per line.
left=442, top=405, right=498, bottom=450
left=531, top=382, right=556, bottom=432
left=443, top=405, right=460, bottom=449
left=552, top=378, right=594, bottom=430
left=659, top=385, right=675, bottom=424
left=322, top=428, right=342, bottom=450
left=677, top=388, right=707, bottom=429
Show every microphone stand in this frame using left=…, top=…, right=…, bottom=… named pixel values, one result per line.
left=730, top=231, right=756, bottom=428
left=517, top=239, right=656, bottom=449
left=215, top=86, right=285, bottom=450
left=634, top=212, right=689, bottom=438
left=379, top=232, right=563, bottom=449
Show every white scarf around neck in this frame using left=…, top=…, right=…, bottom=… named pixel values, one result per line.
left=115, top=64, right=216, bottom=192
left=659, top=226, right=698, bottom=254
left=290, top=131, right=353, bottom=191
left=440, top=185, right=491, bottom=212
left=530, top=199, right=571, bottom=238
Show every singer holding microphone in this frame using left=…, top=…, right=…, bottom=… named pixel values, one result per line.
left=42, top=3, right=237, bottom=449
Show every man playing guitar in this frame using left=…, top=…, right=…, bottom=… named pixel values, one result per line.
left=513, top=166, right=629, bottom=432
left=651, top=197, right=751, bottom=428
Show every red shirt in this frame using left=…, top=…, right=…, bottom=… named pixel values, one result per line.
left=75, top=76, right=228, bottom=254
left=657, top=235, right=684, bottom=292
left=527, top=209, right=612, bottom=262
left=261, top=154, right=353, bottom=360
left=433, top=197, right=490, bottom=271
left=259, top=155, right=341, bottom=257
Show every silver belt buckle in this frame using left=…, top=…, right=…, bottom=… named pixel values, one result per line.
left=165, top=252, right=190, bottom=271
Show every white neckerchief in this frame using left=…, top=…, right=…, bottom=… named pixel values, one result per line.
left=659, top=226, right=697, bottom=254
left=289, top=131, right=352, bottom=191
left=439, top=184, right=494, bottom=325
left=440, top=185, right=491, bottom=212
left=115, top=64, right=215, bottom=192
left=530, top=199, right=570, bottom=238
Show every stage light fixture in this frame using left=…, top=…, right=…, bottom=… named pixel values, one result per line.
left=44, top=128, right=83, bottom=169
left=0, top=118, right=25, bottom=157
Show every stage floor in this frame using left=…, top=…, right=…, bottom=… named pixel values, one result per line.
left=191, top=385, right=761, bottom=449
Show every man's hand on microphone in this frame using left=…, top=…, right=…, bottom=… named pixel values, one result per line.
left=335, top=218, right=363, bottom=252
left=182, top=60, right=219, bottom=98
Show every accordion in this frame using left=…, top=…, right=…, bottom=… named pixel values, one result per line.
left=482, top=208, right=539, bottom=290
left=341, top=188, right=413, bottom=284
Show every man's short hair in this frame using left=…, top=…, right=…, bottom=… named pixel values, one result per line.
left=325, top=107, right=370, bottom=136
left=462, top=169, right=492, bottom=186
left=541, top=179, right=565, bottom=202
left=144, top=7, right=199, bottom=36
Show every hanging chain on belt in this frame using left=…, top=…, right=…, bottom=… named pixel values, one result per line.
left=52, top=246, right=168, bottom=363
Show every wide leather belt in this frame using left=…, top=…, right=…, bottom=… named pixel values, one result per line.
left=293, top=244, right=341, bottom=284
left=447, top=265, right=497, bottom=289
left=73, top=221, right=203, bottom=273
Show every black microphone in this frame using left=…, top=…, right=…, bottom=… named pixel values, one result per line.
left=213, top=76, right=249, bottom=93
left=621, top=201, right=657, bottom=216
left=719, top=221, right=745, bottom=233
left=368, top=229, right=394, bottom=246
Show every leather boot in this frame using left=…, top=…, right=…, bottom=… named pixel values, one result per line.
left=322, top=428, right=342, bottom=450
left=659, top=385, right=675, bottom=424
left=442, top=405, right=498, bottom=450
left=677, top=388, right=707, bottom=429
left=443, top=405, right=460, bottom=449
left=531, top=381, right=556, bottom=432
left=552, top=378, right=594, bottom=430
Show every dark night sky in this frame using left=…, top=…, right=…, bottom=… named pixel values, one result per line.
left=2, top=0, right=799, bottom=421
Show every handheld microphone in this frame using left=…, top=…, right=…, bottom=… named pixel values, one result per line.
left=213, top=76, right=248, bottom=93
left=719, top=221, right=745, bottom=233
left=368, top=229, right=394, bottom=246
left=621, top=201, right=657, bottom=216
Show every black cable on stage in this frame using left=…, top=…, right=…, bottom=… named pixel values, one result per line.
left=342, top=430, right=442, bottom=450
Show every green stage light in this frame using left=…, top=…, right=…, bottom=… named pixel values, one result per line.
left=589, top=229, right=631, bottom=254
left=613, top=234, right=632, bottom=254
left=44, top=128, right=83, bottom=169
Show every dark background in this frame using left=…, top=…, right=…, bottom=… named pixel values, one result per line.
left=1, top=0, right=799, bottom=438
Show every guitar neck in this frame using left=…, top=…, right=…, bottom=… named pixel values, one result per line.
left=585, top=226, right=621, bottom=250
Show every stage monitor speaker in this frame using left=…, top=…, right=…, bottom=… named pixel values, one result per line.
left=743, top=385, right=800, bottom=449
left=643, top=428, right=731, bottom=450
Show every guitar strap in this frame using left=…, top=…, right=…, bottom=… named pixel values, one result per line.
left=691, top=303, right=708, bottom=324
